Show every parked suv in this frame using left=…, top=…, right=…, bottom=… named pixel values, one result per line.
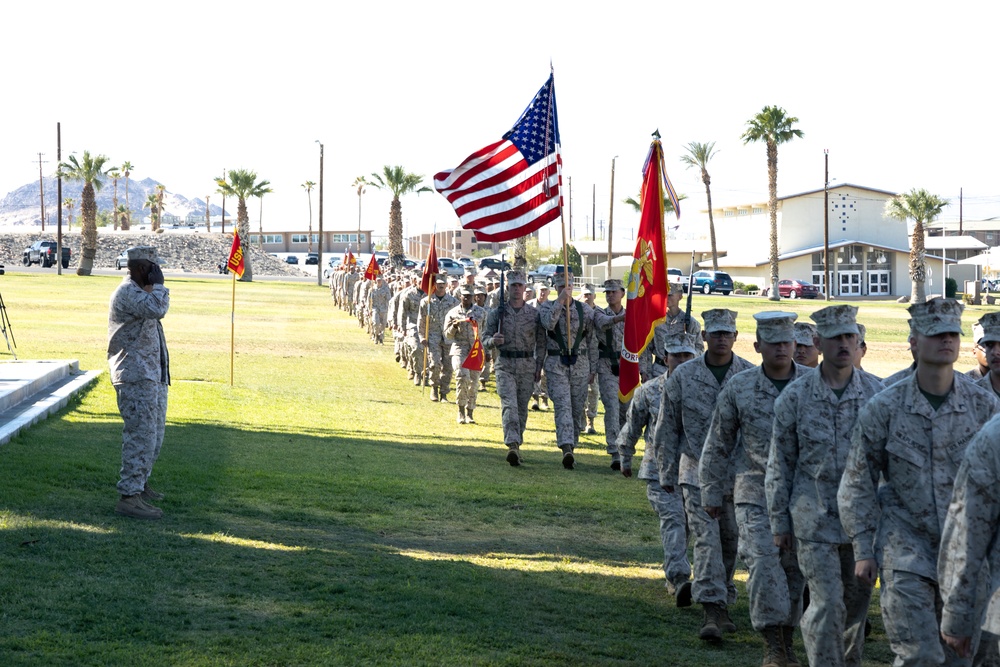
left=691, top=270, right=734, bottom=295
left=528, top=264, right=560, bottom=285
left=305, top=253, right=319, bottom=265
left=23, top=240, right=70, bottom=268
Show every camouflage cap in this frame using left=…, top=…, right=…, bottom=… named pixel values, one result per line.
left=665, top=333, right=700, bottom=356
left=753, top=311, right=798, bottom=343
left=463, top=265, right=476, bottom=275
left=857, top=323, right=867, bottom=344
left=460, top=285, right=475, bottom=296
left=602, top=278, right=625, bottom=293
left=474, top=286, right=487, bottom=296
left=907, top=297, right=964, bottom=337
left=448, top=275, right=459, bottom=283
left=702, top=308, right=738, bottom=334
left=435, top=275, right=447, bottom=284
left=976, top=312, right=1000, bottom=345
left=126, top=246, right=159, bottom=262
left=669, top=282, right=684, bottom=296
left=793, top=322, right=818, bottom=346
left=579, top=283, right=596, bottom=295
left=811, top=304, right=860, bottom=338
left=533, top=282, right=547, bottom=291
left=506, top=270, right=527, bottom=285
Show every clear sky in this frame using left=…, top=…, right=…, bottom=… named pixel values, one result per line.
left=3, top=1, right=997, bottom=246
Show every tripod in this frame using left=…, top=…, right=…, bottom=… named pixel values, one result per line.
left=0, top=291, right=16, bottom=360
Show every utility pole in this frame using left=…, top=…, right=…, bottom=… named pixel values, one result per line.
left=607, top=156, right=617, bottom=276
left=220, top=167, right=226, bottom=235
left=37, top=152, right=47, bottom=231
left=591, top=183, right=596, bottom=241
left=959, top=187, right=964, bottom=236
left=316, top=140, right=324, bottom=286
left=824, top=150, right=831, bottom=301
left=56, top=124, right=62, bottom=275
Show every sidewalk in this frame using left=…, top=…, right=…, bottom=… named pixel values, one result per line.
left=0, top=360, right=102, bottom=446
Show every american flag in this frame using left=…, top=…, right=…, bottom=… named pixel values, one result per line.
left=434, top=74, right=562, bottom=243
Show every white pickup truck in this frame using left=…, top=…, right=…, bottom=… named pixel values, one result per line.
left=667, top=267, right=690, bottom=293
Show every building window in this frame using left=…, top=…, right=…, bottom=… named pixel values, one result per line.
left=455, top=243, right=461, bottom=250
left=292, top=234, right=308, bottom=243
left=752, top=207, right=764, bottom=214
left=724, top=210, right=735, bottom=217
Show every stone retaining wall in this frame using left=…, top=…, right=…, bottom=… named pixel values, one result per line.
left=0, top=232, right=306, bottom=277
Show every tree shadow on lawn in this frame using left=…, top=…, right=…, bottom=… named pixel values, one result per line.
left=0, top=418, right=772, bottom=665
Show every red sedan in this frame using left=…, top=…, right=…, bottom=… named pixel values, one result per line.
left=776, top=279, right=819, bottom=299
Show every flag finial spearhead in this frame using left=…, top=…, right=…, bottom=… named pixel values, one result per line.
left=652, top=129, right=661, bottom=139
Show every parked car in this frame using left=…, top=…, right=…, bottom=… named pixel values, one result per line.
left=436, top=257, right=465, bottom=277
left=305, top=253, right=319, bottom=265
left=478, top=257, right=512, bottom=272
left=667, top=267, right=690, bottom=293
left=774, top=278, right=819, bottom=299
left=457, top=257, right=475, bottom=268
left=527, top=264, right=560, bottom=285
left=115, top=251, right=129, bottom=270
left=691, top=270, right=734, bottom=295
left=285, top=255, right=299, bottom=265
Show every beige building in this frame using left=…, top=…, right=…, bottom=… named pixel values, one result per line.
left=405, top=227, right=504, bottom=259
left=247, top=230, right=374, bottom=254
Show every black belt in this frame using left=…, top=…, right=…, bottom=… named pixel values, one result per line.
left=598, top=350, right=617, bottom=360
left=499, top=350, right=532, bottom=359
left=546, top=349, right=564, bottom=355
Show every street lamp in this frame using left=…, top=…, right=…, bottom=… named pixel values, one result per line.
left=316, top=140, right=324, bottom=286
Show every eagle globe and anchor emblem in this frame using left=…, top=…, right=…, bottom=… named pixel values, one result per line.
left=625, top=237, right=657, bottom=300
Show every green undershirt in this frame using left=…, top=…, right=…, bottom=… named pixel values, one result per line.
left=707, top=359, right=733, bottom=385
left=920, top=387, right=951, bottom=411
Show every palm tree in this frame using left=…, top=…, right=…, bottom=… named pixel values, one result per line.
left=885, top=188, right=948, bottom=304
left=144, top=193, right=160, bottom=230
left=116, top=204, right=128, bottom=230
left=121, top=160, right=133, bottom=228
left=742, top=106, right=804, bottom=301
left=303, top=180, right=316, bottom=252
left=58, top=151, right=114, bottom=275
left=363, top=166, right=431, bottom=268
left=216, top=169, right=272, bottom=282
left=205, top=195, right=211, bottom=233
left=154, top=184, right=166, bottom=231
left=108, top=170, right=121, bottom=230
left=64, top=197, right=75, bottom=231
left=680, top=141, right=721, bottom=271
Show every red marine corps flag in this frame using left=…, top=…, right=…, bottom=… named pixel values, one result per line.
left=619, top=132, right=681, bottom=401
left=227, top=231, right=245, bottom=278
left=363, top=254, right=381, bottom=281
left=420, top=235, right=440, bottom=295
left=462, top=320, right=486, bottom=371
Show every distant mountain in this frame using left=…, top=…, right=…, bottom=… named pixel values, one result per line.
left=0, top=176, right=225, bottom=228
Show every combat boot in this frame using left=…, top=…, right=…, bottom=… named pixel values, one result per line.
left=674, top=580, right=692, bottom=608
left=699, top=602, right=723, bottom=642
left=439, top=390, right=449, bottom=403
left=506, top=446, right=521, bottom=467
left=561, top=444, right=575, bottom=470
left=479, top=379, right=487, bottom=391
left=760, top=626, right=786, bottom=667
left=141, top=483, right=164, bottom=501
left=466, top=409, right=475, bottom=424
left=412, top=373, right=421, bottom=386
left=541, top=396, right=549, bottom=410
left=530, top=397, right=540, bottom=411
left=610, top=454, right=621, bottom=471
left=780, top=626, right=801, bottom=667
left=457, top=406, right=466, bottom=424
left=719, top=605, right=737, bottom=633
left=430, top=386, right=440, bottom=402
left=586, top=417, right=597, bottom=435
left=115, top=495, right=163, bottom=520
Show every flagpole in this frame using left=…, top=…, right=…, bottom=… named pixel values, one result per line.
left=560, top=206, right=572, bottom=352
left=230, top=267, right=237, bottom=386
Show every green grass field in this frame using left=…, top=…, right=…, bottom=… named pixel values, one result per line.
left=0, top=273, right=994, bottom=666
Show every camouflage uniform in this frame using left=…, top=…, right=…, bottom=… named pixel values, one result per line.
left=483, top=280, right=538, bottom=456
left=399, top=284, right=425, bottom=382
left=639, top=310, right=703, bottom=379
left=108, top=273, right=170, bottom=498
left=537, top=292, right=597, bottom=462
left=767, top=363, right=884, bottom=667
left=653, top=340, right=754, bottom=610
left=617, top=371, right=691, bottom=590
left=701, top=361, right=808, bottom=632
left=369, top=281, right=391, bottom=344
left=593, top=298, right=626, bottom=458
left=345, top=270, right=360, bottom=315
left=940, top=413, right=1000, bottom=642
left=444, top=299, right=487, bottom=419
left=839, top=372, right=999, bottom=666
left=979, top=372, right=1000, bottom=399
left=418, top=289, right=460, bottom=397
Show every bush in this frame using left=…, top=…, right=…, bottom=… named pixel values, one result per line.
left=733, top=281, right=746, bottom=291
left=745, top=284, right=759, bottom=292
left=946, top=277, right=958, bottom=298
